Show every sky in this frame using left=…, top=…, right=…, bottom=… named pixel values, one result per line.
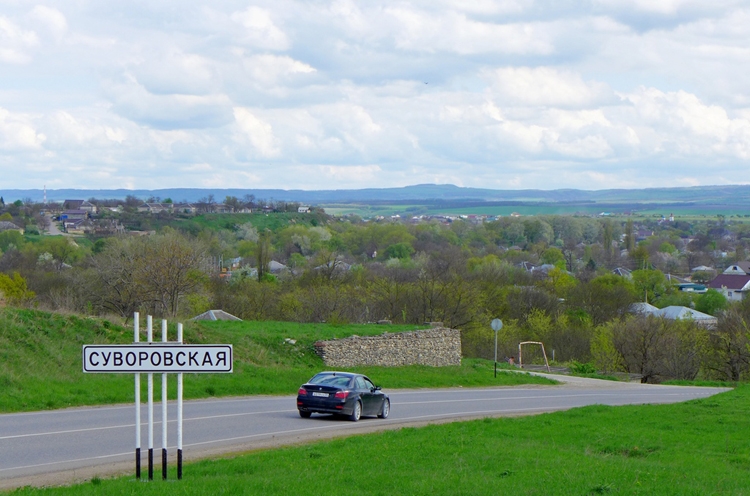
left=2, top=0, right=750, bottom=192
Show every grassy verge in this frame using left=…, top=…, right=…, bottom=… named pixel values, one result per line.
left=10, top=384, right=745, bottom=495
left=0, top=309, right=555, bottom=412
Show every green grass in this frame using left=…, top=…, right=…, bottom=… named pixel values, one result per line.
left=0, top=309, right=554, bottom=412
left=10, top=384, right=746, bottom=495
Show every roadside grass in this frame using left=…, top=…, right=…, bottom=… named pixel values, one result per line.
left=0, top=308, right=555, bottom=413
left=10, top=385, right=746, bottom=495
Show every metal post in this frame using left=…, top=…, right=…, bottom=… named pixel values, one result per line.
left=147, top=315, right=154, bottom=481
left=490, top=319, right=503, bottom=378
left=177, top=323, right=184, bottom=480
left=134, top=312, right=141, bottom=480
left=161, top=319, right=168, bottom=480
left=494, top=330, right=498, bottom=378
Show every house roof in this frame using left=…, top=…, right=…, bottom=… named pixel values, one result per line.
left=691, top=265, right=715, bottom=272
left=736, top=261, right=750, bottom=273
left=707, top=274, right=750, bottom=291
left=658, top=306, right=716, bottom=321
left=612, top=267, right=632, bottom=278
left=630, top=302, right=659, bottom=314
left=631, top=303, right=717, bottom=323
left=0, top=221, right=22, bottom=231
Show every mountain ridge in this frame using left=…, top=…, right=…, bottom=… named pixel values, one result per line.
left=2, top=183, right=750, bottom=206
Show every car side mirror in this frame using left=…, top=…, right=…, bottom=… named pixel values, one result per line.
left=373, top=386, right=382, bottom=391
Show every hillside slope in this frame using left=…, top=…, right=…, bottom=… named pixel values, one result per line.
left=0, top=309, right=553, bottom=412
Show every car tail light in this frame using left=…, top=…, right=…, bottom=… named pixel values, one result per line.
left=334, top=391, right=349, bottom=399
left=298, top=388, right=307, bottom=396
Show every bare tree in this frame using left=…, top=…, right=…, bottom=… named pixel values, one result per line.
left=141, top=231, right=211, bottom=317
left=90, top=231, right=210, bottom=319
left=612, top=314, right=666, bottom=383
left=706, top=305, right=750, bottom=381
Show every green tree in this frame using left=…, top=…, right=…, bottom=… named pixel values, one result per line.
left=255, top=230, right=272, bottom=282
left=631, top=269, right=668, bottom=304
left=0, top=272, right=36, bottom=306
left=601, top=219, right=614, bottom=262
left=695, top=289, right=728, bottom=316
left=0, top=230, right=24, bottom=252
left=39, top=237, right=85, bottom=270
left=540, top=247, right=565, bottom=266
left=384, top=242, right=414, bottom=260
left=590, top=322, right=624, bottom=374
left=624, top=219, right=635, bottom=253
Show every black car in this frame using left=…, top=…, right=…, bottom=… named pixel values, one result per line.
left=297, top=371, right=390, bottom=421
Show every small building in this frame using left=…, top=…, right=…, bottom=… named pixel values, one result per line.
left=137, top=203, right=173, bottom=214
left=63, top=200, right=97, bottom=214
left=707, top=274, right=750, bottom=301
left=60, top=210, right=88, bottom=221
left=173, top=203, right=197, bottom=215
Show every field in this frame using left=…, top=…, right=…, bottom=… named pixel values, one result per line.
left=0, top=308, right=554, bottom=413
left=7, top=384, right=746, bottom=495
left=321, top=202, right=750, bottom=219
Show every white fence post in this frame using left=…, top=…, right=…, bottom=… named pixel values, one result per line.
left=134, top=312, right=141, bottom=479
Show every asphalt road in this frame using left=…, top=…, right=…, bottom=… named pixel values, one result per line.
left=0, top=375, right=730, bottom=489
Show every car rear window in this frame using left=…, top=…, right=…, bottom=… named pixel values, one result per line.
left=309, top=374, right=352, bottom=387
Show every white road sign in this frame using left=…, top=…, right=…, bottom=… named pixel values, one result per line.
left=83, top=344, right=233, bottom=373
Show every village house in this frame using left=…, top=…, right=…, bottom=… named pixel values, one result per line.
left=137, top=203, right=173, bottom=214
left=707, top=262, right=750, bottom=301
left=63, top=200, right=97, bottom=214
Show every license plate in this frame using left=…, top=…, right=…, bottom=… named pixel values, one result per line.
left=312, top=392, right=329, bottom=397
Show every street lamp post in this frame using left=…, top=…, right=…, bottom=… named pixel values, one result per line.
left=491, top=318, right=503, bottom=378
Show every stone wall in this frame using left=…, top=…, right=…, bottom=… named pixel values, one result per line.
left=314, top=328, right=461, bottom=368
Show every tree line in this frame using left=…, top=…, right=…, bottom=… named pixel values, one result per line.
left=1, top=204, right=750, bottom=382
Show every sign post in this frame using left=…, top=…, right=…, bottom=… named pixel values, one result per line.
left=161, top=319, right=168, bottom=480
left=491, top=318, right=503, bottom=378
left=134, top=313, right=141, bottom=480
left=83, top=314, right=233, bottom=481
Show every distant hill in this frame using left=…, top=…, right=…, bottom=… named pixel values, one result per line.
left=3, top=183, right=750, bottom=207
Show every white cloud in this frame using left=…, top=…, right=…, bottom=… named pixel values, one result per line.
left=28, top=6, right=67, bottom=41
left=0, top=108, right=45, bottom=149
left=0, top=16, right=38, bottom=64
left=1, top=0, right=750, bottom=190
left=230, top=6, right=289, bottom=51
left=133, top=50, right=217, bottom=95
left=239, top=54, right=316, bottom=87
left=386, top=8, right=554, bottom=55
left=317, top=164, right=382, bottom=184
left=485, top=67, right=616, bottom=108
left=108, top=76, right=233, bottom=129
left=233, top=107, right=280, bottom=157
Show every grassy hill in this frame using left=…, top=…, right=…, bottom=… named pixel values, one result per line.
left=0, top=308, right=554, bottom=413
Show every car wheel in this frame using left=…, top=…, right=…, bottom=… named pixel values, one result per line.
left=378, top=398, right=390, bottom=419
left=299, top=410, right=312, bottom=418
left=348, top=401, right=362, bottom=422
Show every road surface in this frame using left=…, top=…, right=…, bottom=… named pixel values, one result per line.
left=0, top=374, right=730, bottom=489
